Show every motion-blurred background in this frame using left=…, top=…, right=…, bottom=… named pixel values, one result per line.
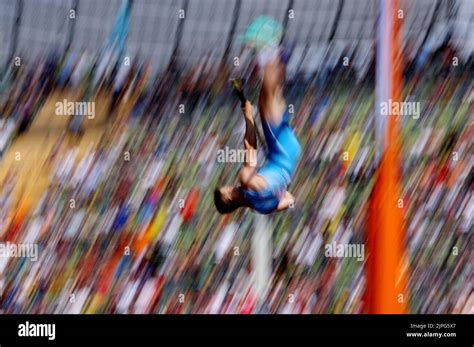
left=0, top=0, right=472, bottom=313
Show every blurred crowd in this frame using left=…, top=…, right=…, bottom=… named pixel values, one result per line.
left=0, top=41, right=471, bottom=313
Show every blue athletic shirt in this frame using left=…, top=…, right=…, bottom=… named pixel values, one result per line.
left=241, top=110, right=301, bottom=214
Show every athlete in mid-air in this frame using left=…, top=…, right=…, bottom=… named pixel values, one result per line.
left=214, top=17, right=301, bottom=215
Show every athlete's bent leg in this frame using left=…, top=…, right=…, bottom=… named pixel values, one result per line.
left=238, top=100, right=267, bottom=191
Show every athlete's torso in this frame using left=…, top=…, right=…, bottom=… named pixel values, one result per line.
left=241, top=110, right=301, bottom=214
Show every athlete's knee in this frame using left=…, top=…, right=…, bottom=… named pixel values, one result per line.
left=238, top=167, right=254, bottom=188
left=238, top=167, right=267, bottom=191
left=246, top=174, right=268, bottom=192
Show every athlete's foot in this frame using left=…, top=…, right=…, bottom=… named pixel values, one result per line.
left=257, top=45, right=281, bottom=68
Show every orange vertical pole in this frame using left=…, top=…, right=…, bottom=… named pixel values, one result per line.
left=366, top=0, right=408, bottom=314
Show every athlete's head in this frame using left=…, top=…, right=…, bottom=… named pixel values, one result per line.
left=214, top=186, right=245, bottom=214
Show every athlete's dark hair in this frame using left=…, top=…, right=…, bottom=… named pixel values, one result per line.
left=214, top=188, right=240, bottom=214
